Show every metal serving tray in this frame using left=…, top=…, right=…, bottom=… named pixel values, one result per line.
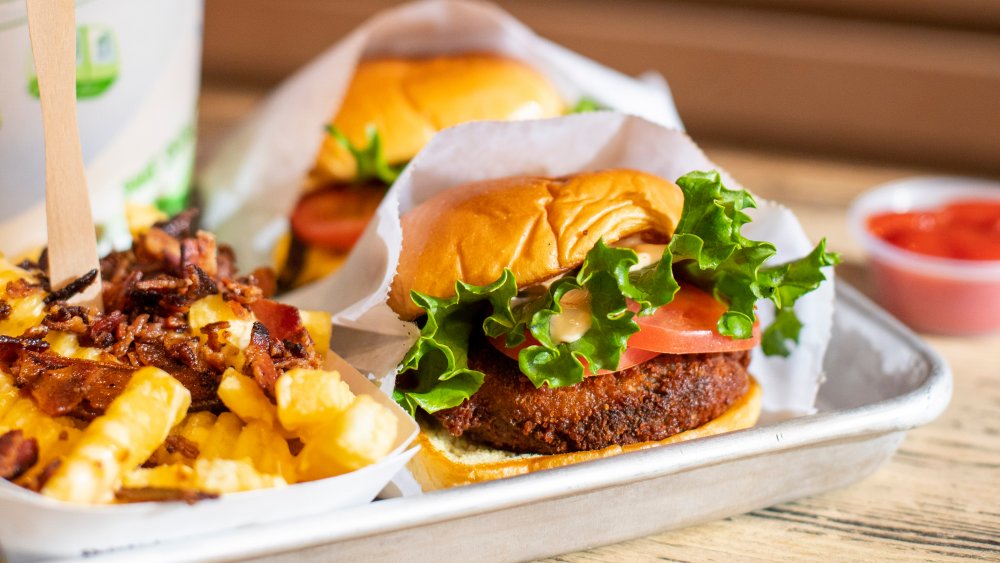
left=67, top=283, right=952, bottom=562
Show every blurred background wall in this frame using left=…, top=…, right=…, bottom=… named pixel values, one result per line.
left=202, top=0, right=1000, bottom=175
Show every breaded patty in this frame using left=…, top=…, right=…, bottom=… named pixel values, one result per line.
left=431, top=336, right=751, bottom=455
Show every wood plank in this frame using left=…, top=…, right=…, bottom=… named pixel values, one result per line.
left=696, top=0, right=1000, bottom=31
left=202, top=0, right=1000, bottom=175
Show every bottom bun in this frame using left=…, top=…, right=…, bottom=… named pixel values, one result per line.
left=409, top=377, right=762, bottom=491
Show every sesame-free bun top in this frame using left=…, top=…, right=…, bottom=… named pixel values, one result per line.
left=308, top=54, right=565, bottom=187
left=389, top=169, right=686, bottom=320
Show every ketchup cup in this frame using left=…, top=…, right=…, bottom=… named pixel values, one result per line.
left=848, top=176, right=1000, bottom=335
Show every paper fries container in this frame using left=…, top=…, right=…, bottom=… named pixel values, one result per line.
left=199, top=0, right=683, bottom=272
left=0, top=352, right=418, bottom=561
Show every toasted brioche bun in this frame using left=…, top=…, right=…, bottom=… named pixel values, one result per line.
left=408, top=377, right=762, bottom=491
left=308, top=54, right=564, bottom=188
left=389, top=169, right=685, bottom=320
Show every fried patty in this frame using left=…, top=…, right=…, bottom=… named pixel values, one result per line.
left=431, top=336, right=751, bottom=455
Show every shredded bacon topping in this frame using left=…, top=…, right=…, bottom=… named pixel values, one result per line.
left=0, top=430, right=39, bottom=481
left=2, top=211, right=322, bottom=420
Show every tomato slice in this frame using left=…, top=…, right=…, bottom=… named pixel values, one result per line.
left=486, top=284, right=757, bottom=376
left=627, top=284, right=759, bottom=354
left=290, top=186, right=383, bottom=252
left=488, top=334, right=659, bottom=376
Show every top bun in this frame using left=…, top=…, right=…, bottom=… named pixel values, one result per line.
left=390, top=169, right=685, bottom=320
left=308, top=54, right=565, bottom=187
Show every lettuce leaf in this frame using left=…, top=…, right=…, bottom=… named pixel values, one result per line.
left=395, top=170, right=840, bottom=415
left=568, top=97, right=604, bottom=114
left=393, top=271, right=517, bottom=416
left=325, top=124, right=406, bottom=186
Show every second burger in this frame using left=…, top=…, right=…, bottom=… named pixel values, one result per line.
left=277, top=54, right=569, bottom=290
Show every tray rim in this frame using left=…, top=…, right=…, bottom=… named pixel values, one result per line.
left=68, top=282, right=952, bottom=563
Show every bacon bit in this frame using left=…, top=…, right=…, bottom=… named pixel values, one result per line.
left=201, top=321, right=230, bottom=352
left=15, top=352, right=135, bottom=420
left=185, top=264, right=219, bottom=299
left=5, top=279, right=41, bottom=299
left=44, top=269, right=98, bottom=304
left=180, top=231, right=218, bottom=278
left=216, top=245, right=238, bottom=282
left=153, top=208, right=198, bottom=239
left=115, top=487, right=218, bottom=505
left=0, top=430, right=39, bottom=480
left=249, top=299, right=304, bottom=342
left=287, top=438, right=305, bottom=457
left=162, top=333, right=204, bottom=372
left=0, top=334, right=50, bottom=364
left=43, top=304, right=90, bottom=334
left=0, top=334, right=50, bottom=353
left=137, top=227, right=182, bottom=272
left=88, top=310, right=126, bottom=348
left=163, top=435, right=200, bottom=459
left=19, top=325, right=49, bottom=340
left=245, top=322, right=279, bottom=398
left=245, top=267, right=277, bottom=299
left=220, top=277, right=263, bottom=306
left=134, top=342, right=222, bottom=413
left=0, top=299, right=11, bottom=320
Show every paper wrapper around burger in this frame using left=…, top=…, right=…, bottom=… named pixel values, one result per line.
left=198, top=0, right=684, bottom=271
left=0, top=352, right=419, bottom=560
left=286, top=113, right=835, bottom=427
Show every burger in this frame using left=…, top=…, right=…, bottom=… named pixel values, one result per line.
left=388, top=168, right=838, bottom=490
left=276, top=53, right=573, bottom=290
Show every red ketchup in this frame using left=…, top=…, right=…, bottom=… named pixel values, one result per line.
left=865, top=199, right=1000, bottom=334
left=867, top=200, right=1000, bottom=260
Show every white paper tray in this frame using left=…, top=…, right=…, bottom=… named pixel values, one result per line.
left=37, top=282, right=951, bottom=562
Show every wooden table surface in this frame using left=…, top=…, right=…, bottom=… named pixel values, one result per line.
left=198, top=85, right=1000, bottom=562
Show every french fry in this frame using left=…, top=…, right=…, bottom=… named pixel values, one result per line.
left=218, top=368, right=280, bottom=428
left=192, top=458, right=286, bottom=494
left=0, top=371, right=82, bottom=484
left=41, top=367, right=191, bottom=504
left=275, top=368, right=354, bottom=434
left=199, top=412, right=244, bottom=459
left=44, top=331, right=108, bottom=362
left=296, top=395, right=398, bottom=481
left=299, top=310, right=332, bottom=357
left=231, top=421, right=296, bottom=483
left=0, top=260, right=45, bottom=338
left=0, top=371, right=20, bottom=419
left=122, top=463, right=198, bottom=490
left=124, top=459, right=287, bottom=494
left=177, top=411, right=218, bottom=449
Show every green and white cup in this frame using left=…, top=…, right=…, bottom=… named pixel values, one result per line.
left=0, top=0, right=203, bottom=256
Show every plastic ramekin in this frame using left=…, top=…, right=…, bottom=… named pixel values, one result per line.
left=848, top=176, right=1000, bottom=335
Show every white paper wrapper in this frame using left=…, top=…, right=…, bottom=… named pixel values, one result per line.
left=0, top=352, right=419, bottom=561
left=287, top=113, right=835, bottom=416
left=198, top=0, right=683, bottom=271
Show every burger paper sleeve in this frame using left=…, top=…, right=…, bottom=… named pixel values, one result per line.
left=198, top=0, right=684, bottom=271
left=287, top=113, right=836, bottom=416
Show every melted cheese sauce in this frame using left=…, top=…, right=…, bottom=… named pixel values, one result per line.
left=549, top=288, right=592, bottom=343
left=535, top=237, right=670, bottom=344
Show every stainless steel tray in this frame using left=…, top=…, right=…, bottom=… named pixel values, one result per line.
left=72, top=283, right=952, bottom=563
